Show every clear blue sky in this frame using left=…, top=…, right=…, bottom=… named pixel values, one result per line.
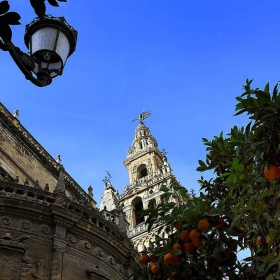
left=1, top=0, right=280, bottom=206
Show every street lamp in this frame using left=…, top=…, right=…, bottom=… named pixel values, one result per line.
left=0, top=0, right=77, bottom=87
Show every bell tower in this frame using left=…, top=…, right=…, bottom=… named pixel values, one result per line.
left=119, top=112, right=173, bottom=251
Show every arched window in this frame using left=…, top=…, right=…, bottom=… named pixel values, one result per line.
left=148, top=198, right=156, bottom=209
left=131, top=197, right=145, bottom=227
left=137, top=164, right=148, bottom=179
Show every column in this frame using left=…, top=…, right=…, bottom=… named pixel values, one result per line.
left=50, top=226, right=67, bottom=280
left=151, top=157, right=157, bottom=172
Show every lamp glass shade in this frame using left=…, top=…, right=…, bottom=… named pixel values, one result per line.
left=25, top=17, right=77, bottom=78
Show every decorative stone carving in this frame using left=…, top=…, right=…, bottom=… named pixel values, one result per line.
left=44, top=184, right=49, bottom=192
left=53, top=165, right=66, bottom=195
left=0, top=216, right=11, bottom=226
left=34, top=180, right=41, bottom=189
left=21, top=220, right=32, bottom=230
left=0, top=233, right=29, bottom=280
left=55, top=227, right=66, bottom=238
left=88, top=185, right=93, bottom=198
left=127, top=147, right=132, bottom=156
left=77, top=239, right=92, bottom=251
left=86, top=265, right=111, bottom=280
left=52, top=245, right=66, bottom=253
left=20, top=258, right=48, bottom=280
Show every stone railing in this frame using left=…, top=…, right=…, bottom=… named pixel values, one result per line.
left=121, top=171, right=173, bottom=198
left=128, top=222, right=148, bottom=238
left=0, top=180, right=125, bottom=242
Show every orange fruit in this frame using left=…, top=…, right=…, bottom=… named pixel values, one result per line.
left=151, top=265, right=160, bottom=275
left=164, top=253, right=175, bottom=265
left=189, top=229, right=201, bottom=240
left=174, top=221, right=183, bottom=230
left=139, top=254, right=150, bottom=265
left=265, top=236, right=271, bottom=244
left=256, top=237, right=261, bottom=246
left=238, top=227, right=245, bottom=235
left=172, top=243, right=182, bottom=251
left=172, top=255, right=181, bottom=265
left=197, top=219, right=210, bottom=232
left=216, top=217, right=224, bottom=228
left=192, top=237, right=202, bottom=247
left=184, top=241, right=195, bottom=252
left=264, top=165, right=280, bottom=180
left=179, top=231, right=190, bottom=242
left=149, top=262, right=156, bottom=267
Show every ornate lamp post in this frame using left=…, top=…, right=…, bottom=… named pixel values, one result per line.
left=0, top=0, right=77, bottom=87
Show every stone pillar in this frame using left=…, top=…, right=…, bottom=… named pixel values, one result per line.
left=151, top=157, right=157, bottom=172
left=50, top=244, right=66, bottom=280
left=50, top=227, right=67, bottom=280
left=87, top=271, right=95, bottom=280
left=129, top=168, right=133, bottom=183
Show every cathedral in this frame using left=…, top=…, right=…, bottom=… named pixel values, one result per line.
left=0, top=103, right=175, bottom=279
left=0, top=103, right=138, bottom=280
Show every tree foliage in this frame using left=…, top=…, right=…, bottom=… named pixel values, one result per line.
left=131, top=80, right=280, bottom=280
left=30, top=0, right=67, bottom=18
left=0, top=1, right=20, bottom=42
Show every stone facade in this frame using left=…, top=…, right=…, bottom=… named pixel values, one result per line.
left=0, top=103, right=138, bottom=280
left=119, top=121, right=174, bottom=252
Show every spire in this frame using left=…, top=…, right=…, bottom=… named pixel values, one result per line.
left=127, top=122, right=158, bottom=158
left=99, top=180, right=120, bottom=211
left=53, top=165, right=66, bottom=194
left=13, top=109, right=19, bottom=118
left=56, top=154, right=61, bottom=164
left=88, top=185, right=93, bottom=198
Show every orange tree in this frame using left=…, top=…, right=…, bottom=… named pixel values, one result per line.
left=129, top=80, right=280, bottom=280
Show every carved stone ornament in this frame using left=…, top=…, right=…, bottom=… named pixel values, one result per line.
left=20, top=258, right=48, bottom=280
left=52, top=245, right=66, bottom=253
left=53, top=165, right=66, bottom=195
left=0, top=233, right=30, bottom=280
left=55, top=227, right=66, bottom=238
left=86, top=265, right=111, bottom=280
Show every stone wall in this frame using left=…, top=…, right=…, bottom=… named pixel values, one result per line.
left=0, top=180, right=138, bottom=280
left=0, top=127, right=58, bottom=189
left=0, top=103, right=95, bottom=206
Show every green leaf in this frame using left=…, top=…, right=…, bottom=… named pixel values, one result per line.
left=171, top=249, right=182, bottom=255
left=263, top=211, right=273, bottom=222
left=159, top=185, right=169, bottom=192
left=226, top=174, right=237, bottom=184
left=232, top=158, right=239, bottom=170
left=264, top=83, right=270, bottom=94
left=266, top=273, right=275, bottom=280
